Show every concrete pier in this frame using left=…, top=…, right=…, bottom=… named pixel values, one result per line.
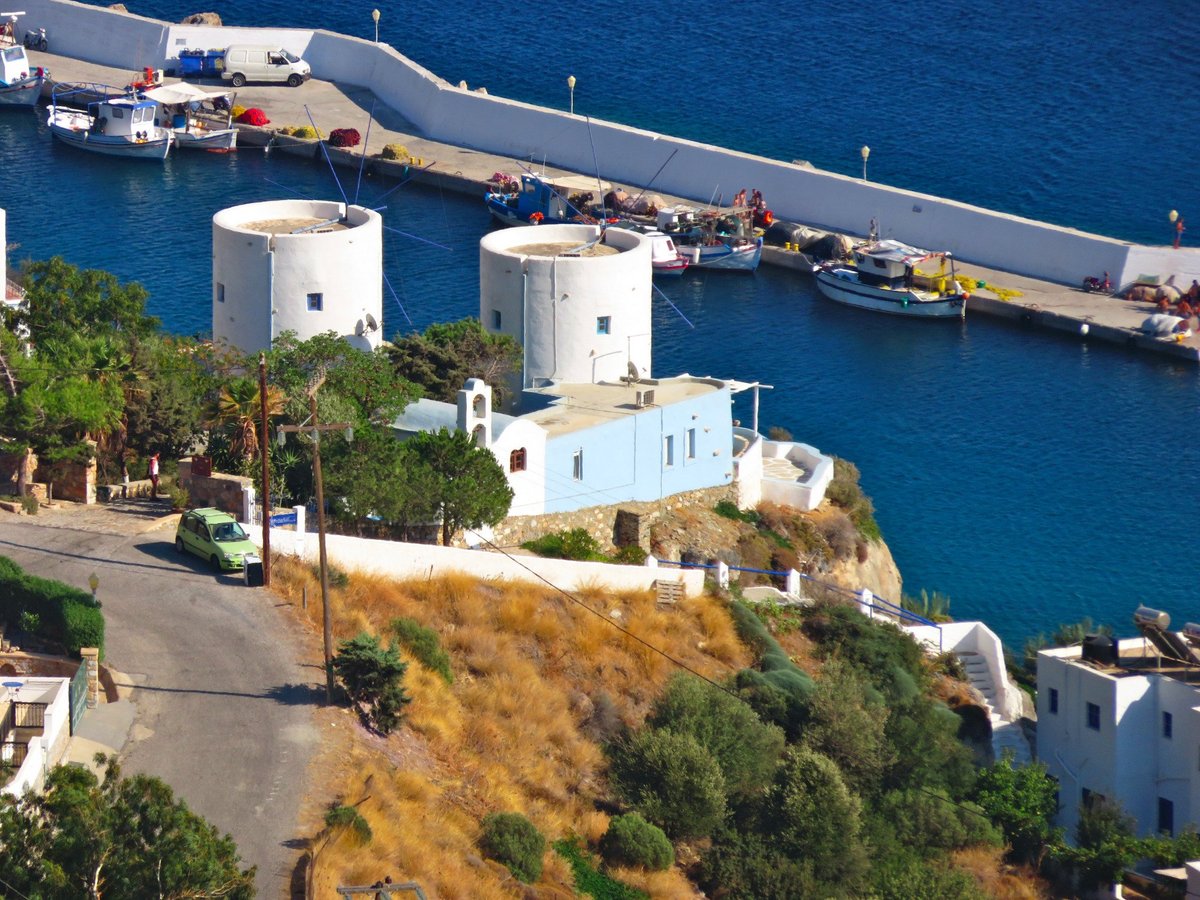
left=30, top=49, right=1200, bottom=365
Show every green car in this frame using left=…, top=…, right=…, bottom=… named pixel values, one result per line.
left=175, top=508, right=260, bottom=570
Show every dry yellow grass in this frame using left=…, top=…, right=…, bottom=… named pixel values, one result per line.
left=951, top=845, right=1051, bottom=899
left=277, top=556, right=750, bottom=896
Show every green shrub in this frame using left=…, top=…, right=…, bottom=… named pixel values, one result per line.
left=647, top=674, right=784, bottom=798
left=607, top=729, right=727, bottom=839
left=324, top=804, right=372, bottom=845
left=330, top=633, right=411, bottom=734
left=19, top=494, right=37, bottom=515
left=612, top=544, right=647, bottom=565
left=700, top=831, right=819, bottom=900
left=389, top=617, right=453, bottom=684
left=826, top=457, right=882, bottom=541
left=600, top=813, right=673, bottom=871
left=714, top=499, right=758, bottom=523
left=522, top=528, right=605, bottom=561
left=0, top=557, right=105, bottom=658
left=17, top=610, right=40, bottom=634
left=555, top=837, right=647, bottom=899
left=479, top=812, right=545, bottom=883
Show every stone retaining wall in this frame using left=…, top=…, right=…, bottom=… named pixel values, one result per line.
left=178, top=458, right=251, bottom=516
left=0, top=449, right=36, bottom=496
left=487, top=483, right=736, bottom=552
left=34, top=452, right=96, bottom=505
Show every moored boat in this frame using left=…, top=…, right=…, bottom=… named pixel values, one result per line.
left=645, top=230, right=688, bottom=276
left=485, top=171, right=609, bottom=227
left=0, top=22, right=46, bottom=108
left=654, top=205, right=762, bottom=272
left=143, top=82, right=237, bottom=151
left=46, top=83, right=172, bottom=160
left=814, top=239, right=967, bottom=317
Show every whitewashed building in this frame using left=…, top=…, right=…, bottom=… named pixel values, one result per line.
left=1037, top=610, right=1200, bottom=838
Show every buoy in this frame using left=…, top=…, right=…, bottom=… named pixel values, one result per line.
left=1080, top=323, right=1089, bottom=335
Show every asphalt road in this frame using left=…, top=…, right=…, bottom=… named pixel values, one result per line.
left=0, top=518, right=320, bottom=898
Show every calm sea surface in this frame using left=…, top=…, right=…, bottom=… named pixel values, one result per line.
left=6, top=1, right=1200, bottom=650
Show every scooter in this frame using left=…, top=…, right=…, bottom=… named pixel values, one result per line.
left=23, top=26, right=46, bottom=52
left=1081, top=272, right=1112, bottom=294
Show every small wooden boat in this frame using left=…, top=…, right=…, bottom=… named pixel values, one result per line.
left=0, top=31, right=46, bottom=108
left=654, top=205, right=762, bottom=272
left=143, top=82, right=238, bottom=151
left=814, top=239, right=967, bottom=317
left=47, top=84, right=172, bottom=160
left=484, top=171, right=609, bottom=226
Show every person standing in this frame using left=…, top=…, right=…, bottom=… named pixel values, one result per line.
left=149, top=453, right=160, bottom=497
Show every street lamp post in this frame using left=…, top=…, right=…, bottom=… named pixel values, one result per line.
left=567, top=74, right=576, bottom=115
left=277, top=374, right=352, bottom=705
left=372, top=8, right=380, bottom=44
left=860, top=145, right=870, bottom=181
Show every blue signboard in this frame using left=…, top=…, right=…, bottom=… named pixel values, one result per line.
left=270, top=512, right=298, bottom=526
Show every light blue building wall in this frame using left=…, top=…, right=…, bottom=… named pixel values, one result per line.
left=540, top=383, right=732, bottom=513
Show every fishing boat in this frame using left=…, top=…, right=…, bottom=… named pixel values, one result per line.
left=46, top=83, right=172, bottom=159
left=814, top=239, right=967, bottom=318
left=484, top=171, right=609, bottom=226
left=0, top=17, right=46, bottom=108
left=143, top=82, right=237, bottom=151
left=645, top=230, right=689, bottom=276
left=654, top=205, right=762, bottom=272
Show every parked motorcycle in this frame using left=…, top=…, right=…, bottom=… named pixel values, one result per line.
left=23, top=27, right=47, bottom=52
left=1082, top=272, right=1112, bottom=294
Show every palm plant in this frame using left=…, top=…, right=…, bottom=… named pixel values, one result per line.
left=208, top=377, right=285, bottom=465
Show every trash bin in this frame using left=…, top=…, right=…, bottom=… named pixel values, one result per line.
left=243, top=556, right=264, bottom=587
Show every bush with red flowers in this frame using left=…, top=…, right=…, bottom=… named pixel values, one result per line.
left=328, top=128, right=362, bottom=148
left=235, top=108, right=270, bottom=126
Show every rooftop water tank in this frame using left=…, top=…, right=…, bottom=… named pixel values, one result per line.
left=1183, top=623, right=1200, bottom=646
left=1134, top=606, right=1171, bottom=631
left=1081, top=633, right=1117, bottom=666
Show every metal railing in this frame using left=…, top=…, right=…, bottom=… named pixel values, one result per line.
left=655, top=558, right=940, bottom=630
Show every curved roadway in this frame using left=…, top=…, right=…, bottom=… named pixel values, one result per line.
left=0, top=517, right=319, bottom=898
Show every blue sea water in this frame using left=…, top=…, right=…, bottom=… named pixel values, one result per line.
left=5, top=1, right=1200, bottom=652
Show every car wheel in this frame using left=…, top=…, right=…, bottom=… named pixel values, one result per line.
left=175, top=536, right=185, bottom=554
left=287, top=73, right=302, bottom=87
left=210, top=554, right=221, bottom=570
left=230, top=72, right=246, bottom=88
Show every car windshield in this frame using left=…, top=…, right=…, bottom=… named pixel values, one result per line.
left=282, top=50, right=300, bottom=63
left=211, top=521, right=247, bottom=542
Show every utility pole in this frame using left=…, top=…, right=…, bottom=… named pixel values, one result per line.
left=277, top=372, right=351, bottom=705
left=258, top=353, right=272, bottom=587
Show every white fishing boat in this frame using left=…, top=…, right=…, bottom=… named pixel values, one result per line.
left=0, top=14, right=46, bottom=108
left=143, top=82, right=237, bottom=151
left=645, top=230, right=688, bottom=276
left=46, top=83, right=172, bottom=160
left=653, top=205, right=762, bottom=272
left=814, top=239, right=967, bottom=318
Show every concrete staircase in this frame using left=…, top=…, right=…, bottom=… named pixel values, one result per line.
left=957, top=650, right=1032, bottom=766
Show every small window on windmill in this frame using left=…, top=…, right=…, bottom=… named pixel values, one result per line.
left=216, top=283, right=225, bottom=303
left=596, top=316, right=611, bottom=335
left=492, top=309, right=502, bottom=329
left=307, top=292, right=323, bottom=311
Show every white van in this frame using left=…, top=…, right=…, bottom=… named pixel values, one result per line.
left=220, top=45, right=311, bottom=87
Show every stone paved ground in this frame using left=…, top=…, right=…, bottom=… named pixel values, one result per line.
left=4, top=496, right=180, bottom=536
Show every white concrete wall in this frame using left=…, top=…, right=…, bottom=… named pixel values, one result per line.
left=908, top=621, right=1024, bottom=723
left=733, top=428, right=763, bottom=510
left=490, top=418, right=547, bottom=516
left=1, top=677, right=70, bottom=798
left=480, top=224, right=652, bottom=387
left=22, top=0, right=1200, bottom=290
left=253, top=526, right=704, bottom=597
left=212, top=200, right=382, bottom=354
left=757, top=440, right=834, bottom=512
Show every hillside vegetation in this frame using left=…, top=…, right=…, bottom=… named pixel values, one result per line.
left=274, top=556, right=1047, bottom=898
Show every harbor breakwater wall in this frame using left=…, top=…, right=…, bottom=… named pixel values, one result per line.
left=26, top=0, right=1200, bottom=291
